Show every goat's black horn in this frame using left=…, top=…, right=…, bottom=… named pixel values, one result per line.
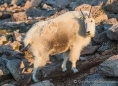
left=88, top=6, right=92, bottom=18
left=80, top=9, right=86, bottom=19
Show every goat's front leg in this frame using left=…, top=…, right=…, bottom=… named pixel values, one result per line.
left=69, top=45, right=81, bottom=73
left=33, top=56, right=42, bottom=82
left=32, top=51, right=47, bottom=82
left=61, top=51, right=69, bottom=72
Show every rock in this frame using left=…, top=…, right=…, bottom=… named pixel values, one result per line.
left=0, top=56, right=12, bottom=82
left=54, top=0, right=72, bottom=7
left=0, top=12, right=11, bottom=20
left=80, top=57, right=87, bottom=61
left=20, top=75, right=31, bottom=86
left=30, top=0, right=42, bottom=7
left=26, top=8, right=56, bottom=18
left=95, top=14, right=108, bottom=24
left=68, top=1, right=79, bottom=10
left=0, top=7, right=5, bottom=11
left=96, top=25, right=104, bottom=34
left=51, top=53, right=63, bottom=62
left=11, top=0, right=18, bottom=5
left=102, top=49, right=113, bottom=55
left=81, top=46, right=99, bottom=55
left=80, top=0, right=107, bottom=6
left=11, top=4, right=17, bottom=9
left=105, top=0, right=118, bottom=13
left=7, top=50, right=21, bottom=57
left=0, top=18, right=10, bottom=26
left=82, top=73, right=118, bottom=86
left=4, top=0, right=11, bottom=4
left=98, top=55, right=118, bottom=77
left=0, top=69, right=3, bottom=76
left=107, top=23, right=118, bottom=40
left=23, top=1, right=31, bottom=10
left=20, top=61, right=25, bottom=69
left=45, top=9, right=69, bottom=20
left=30, top=80, right=54, bottom=86
left=0, top=0, right=4, bottom=4
left=12, top=12, right=27, bottom=21
left=16, top=0, right=24, bottom=6
left=89, top=66, right=98, bottom=74
left=75, top=4, right=108, bottom=24
left=4, top=3, right=8, bottom=8
left=103, top=24, right=112, bottom=31
left=42, top=4, right=53, bottom=11
left=0, top=43, right=13, bottom=53
left=13, top=30, right=22, bottom=42
left=107, top=13, right=118, bottom=19
left=4, top=22, right=26, bottom=28
left=102, top=18, right=117, bottom=31
left=75, top=4, right=92, bottom=11
left=44, top=0, right=56, bottom=6
left=10, top=41, right=21, bottom=50
left=26, top=8, right=42, bottom=17
left=0, top=35, right=7, bottom=45
left=2, top=84, right=15, bottom=86
left=97, top=41, right=114, bottom=53
left=93, top=31, right=109, bottom=44
left=6, top=59, right=23, bottom=81
left=102, top=18, right=117, bottom=25
left=4, top=22, right=19, bottom=28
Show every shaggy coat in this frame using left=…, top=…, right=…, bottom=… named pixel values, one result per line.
left=23, top=11, right=95, bottom=82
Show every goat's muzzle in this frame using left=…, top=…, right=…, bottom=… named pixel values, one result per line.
left=86, top=31, right=90, bottom=35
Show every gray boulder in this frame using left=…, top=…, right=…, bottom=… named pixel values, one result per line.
left=107, top=23, right=118, bottom=40
left=12, top=12, right=27, bottom=22
left=11, top=0, right=18, bottom=5
left=30, top=80, right=54, bottom=86
left=105, top=0, right=118, bottom=13
left=4, top=22, right=26, bottom=28
left=93, top=31, right=109, bottom=44
left=6, top=59, right=23, bottom=81
left=2, top=84, right=15, bottom=86
left=98, top=55, right=118, bottom=77
left=0, top=56, right=12, bottom=82
left=0, top=35, right=7, bottom=45
left=13, top=30, right=22, bottom=42
left=97, top=41, right=114, bottom=53
left=26, top=8, right=42, bottom=17
left=82, top=73, right=118, bottom=86
left=4, top=0, right=12, bottom=4
left=43, top=0, right=56, bottom=6
left=0, top=56, right=10, bottom=75
left=30, top=0, right=42, bottom=7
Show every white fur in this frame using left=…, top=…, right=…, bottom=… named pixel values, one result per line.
left=23, top=11, right=95, bottom=82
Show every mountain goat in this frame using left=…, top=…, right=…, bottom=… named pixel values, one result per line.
left=23, top=9, right=95, bottom=82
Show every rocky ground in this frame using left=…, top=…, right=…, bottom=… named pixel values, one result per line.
left=0, top=0, right=118, bottom=86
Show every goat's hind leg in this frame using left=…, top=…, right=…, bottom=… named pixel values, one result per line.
left=61, top=51, right=69, bottom=72
left=33, top=57, right=41, bottom=82
left=69, top=45, right=81, bottom=73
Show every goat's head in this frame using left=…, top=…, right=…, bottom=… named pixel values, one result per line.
left=80, top=8, right=95, bottom=37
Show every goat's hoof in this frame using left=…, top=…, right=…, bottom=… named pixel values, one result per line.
left=71, top=68, right=78, bottom=73
left=62, top=68, right=67, bottom=72
left=32, top=77, right=39, bottom=82
left=47, top=61, right=52, bottom=64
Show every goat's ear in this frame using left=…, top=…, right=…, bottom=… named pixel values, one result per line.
left=80, top=9, right=86, bottom=20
